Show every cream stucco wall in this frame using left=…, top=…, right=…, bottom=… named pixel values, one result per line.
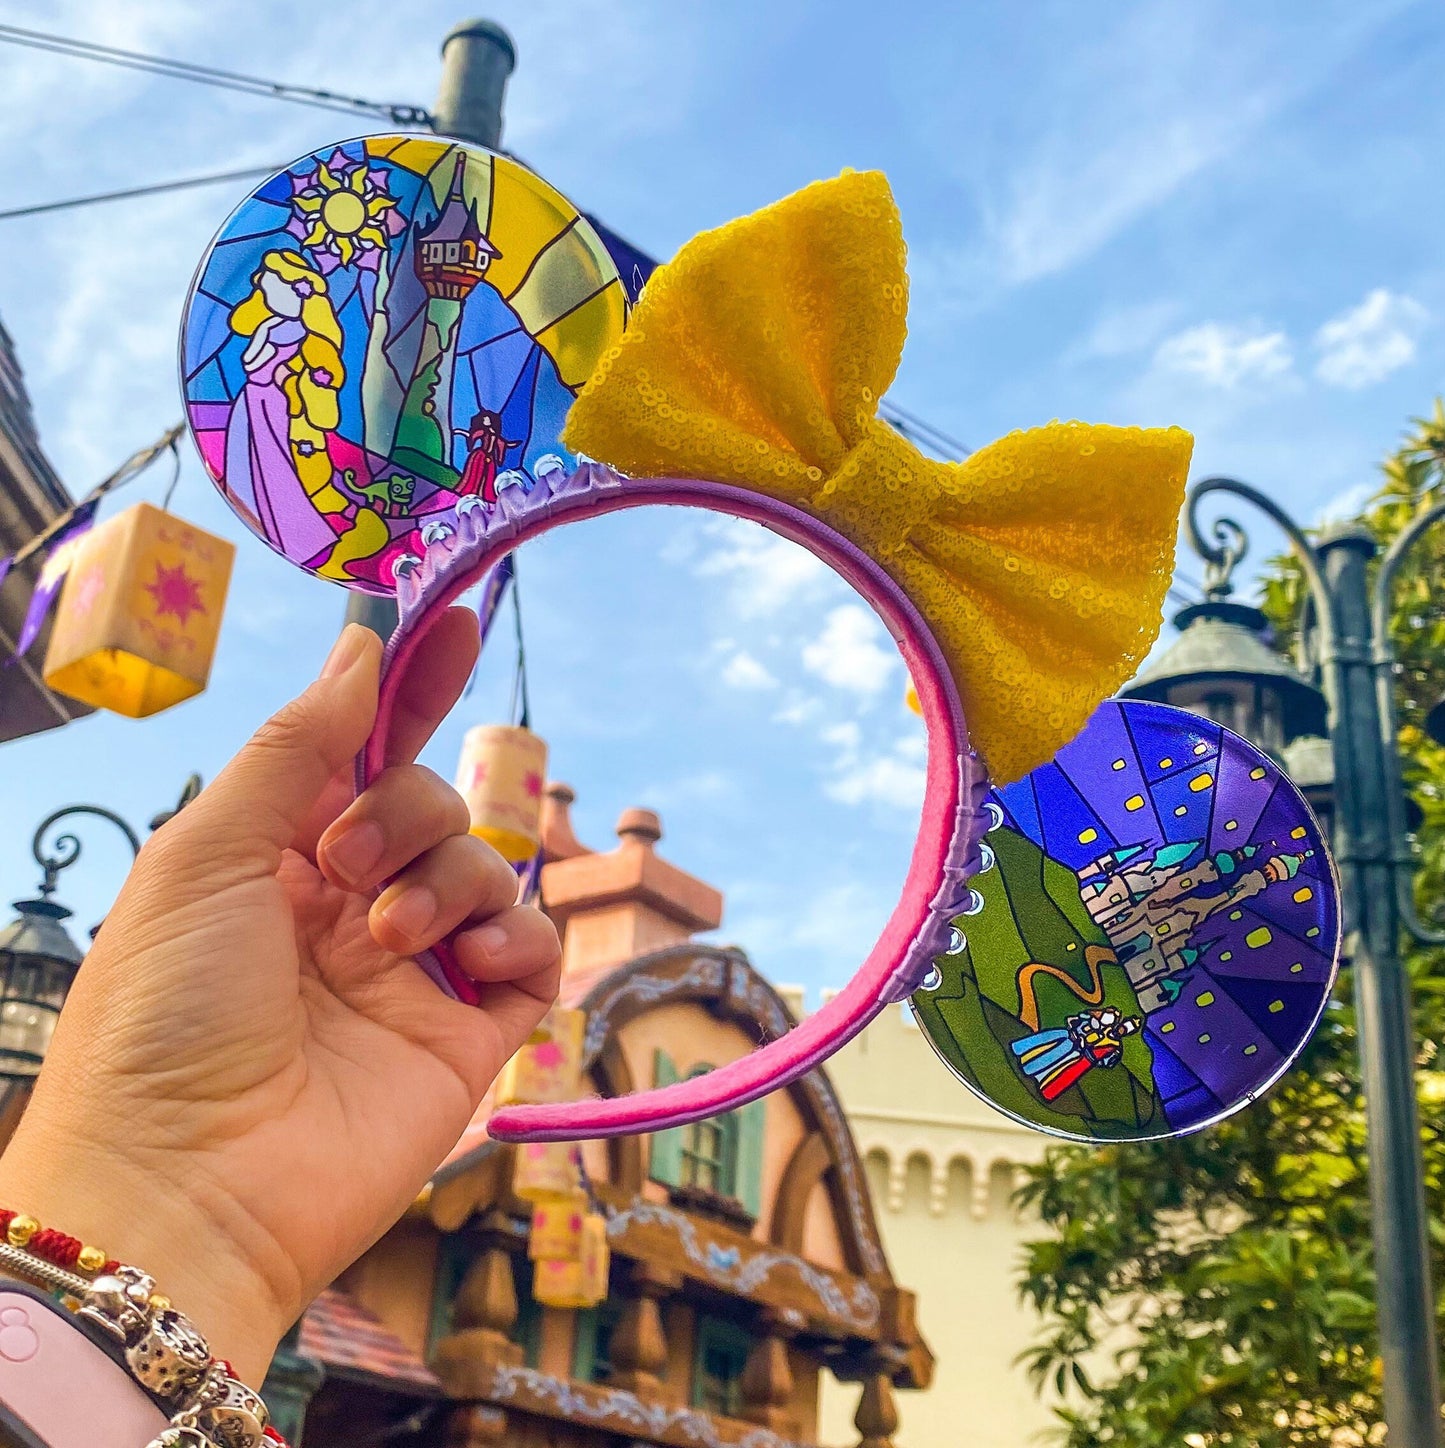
left=813, top=998, right=1062, bottom=1448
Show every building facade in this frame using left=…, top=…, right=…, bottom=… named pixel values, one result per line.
left=0, top=316, right=92, bottom=741
left=814, top=999, right=1057, bottom=1448
left=285, top=789, right=932, bottom=1448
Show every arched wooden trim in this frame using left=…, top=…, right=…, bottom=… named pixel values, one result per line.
left=437, top=945, right=892, bottom=1279
left=572, top=946, right=891, bottom=1280
left=772, top=1131, right=831, bottom=1253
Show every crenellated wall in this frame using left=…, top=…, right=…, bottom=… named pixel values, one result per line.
left=810, top=998, right=1063, bottom=1448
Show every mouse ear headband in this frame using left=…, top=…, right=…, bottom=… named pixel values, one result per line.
left=202, top=145, right=1344, bottom=1148
left=359, top=168, right=1192, bottom=1141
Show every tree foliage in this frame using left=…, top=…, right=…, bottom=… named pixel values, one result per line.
left=1015, top=404, right=1445, bottom=1446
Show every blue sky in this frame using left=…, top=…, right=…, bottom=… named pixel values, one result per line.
left=0, top=0, right=1440, bottom=999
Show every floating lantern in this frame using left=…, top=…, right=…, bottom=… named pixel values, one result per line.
left=495, top=1005, right=585, bottom=1106
left=455, top=724, right=548, bottom=862
left=528, top=1196, right=588, bottom=1261
left=532, top=1213, right=610, bottom=1309
left=513, top=1140, right=584, bottom=1203
left=42, top=503, right=234, bottom=718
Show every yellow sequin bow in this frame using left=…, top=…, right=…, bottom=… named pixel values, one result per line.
left=564, top=170, right=1192, bottom=784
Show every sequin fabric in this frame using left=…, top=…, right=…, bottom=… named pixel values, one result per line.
left=564, top=170, right=1192, bottom=784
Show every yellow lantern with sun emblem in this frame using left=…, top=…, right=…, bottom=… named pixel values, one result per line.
left=455, top=724, right=548, bottom=862
left=43, top=502, right=234, bottom=718
left=528, top=1196, right=589, bottom=1261
left=513, top=1140, right=585, bottom=1204
left=495, top=1006, right=585, bottom=1107
left=532, top=1211, right=610, bottom=1310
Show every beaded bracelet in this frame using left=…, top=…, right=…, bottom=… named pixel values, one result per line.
left=0, top=1208, right=286, bottom=1448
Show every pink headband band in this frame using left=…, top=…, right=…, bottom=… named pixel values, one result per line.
left=356, top=463, right=990, bottom=1141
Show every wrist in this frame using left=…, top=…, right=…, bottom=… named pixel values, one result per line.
left=0, top=1111, right=292, bottom=1386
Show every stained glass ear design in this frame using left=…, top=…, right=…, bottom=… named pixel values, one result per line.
left=180, top=136, right=625, bottom=593
left=914, top=700, right=1341, bottom=1142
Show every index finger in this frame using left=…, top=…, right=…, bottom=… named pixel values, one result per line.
left=384, top=604, right=481, bottom=767
left=285, top=606, right=480, bottom=864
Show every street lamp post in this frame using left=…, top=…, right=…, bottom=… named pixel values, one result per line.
left=0, top=805, right=141, bottom=1082
left=0, top=776, right=202, bottom=1091
left=1179, top=476, right=1445, bottom=1448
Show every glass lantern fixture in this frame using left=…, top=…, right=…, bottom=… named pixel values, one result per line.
left=0, top=895, right=84, bottom=1077
left=0, top=805, right=141, bottom=1081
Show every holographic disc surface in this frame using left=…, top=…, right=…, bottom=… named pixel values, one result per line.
left=913, top=699, right=1341, bottom=1142
left=180, top=135, right=626, bottom=593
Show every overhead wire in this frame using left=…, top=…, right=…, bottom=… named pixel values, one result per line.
left=0, top=165, right=282, bottom=222
left=0, top=23, right=430, bottom=126
left=8, top=426, right=185, bottom=569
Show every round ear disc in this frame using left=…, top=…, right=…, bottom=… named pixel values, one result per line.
left=913, top=698, right=1341, bottom=1142
left=180, top=135, right=625, bottom=593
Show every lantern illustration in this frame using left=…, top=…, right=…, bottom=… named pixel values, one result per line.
left=455, top=724, right=548, bottom=862
left=42, top=503, right=234, bottom=718
left=513, top=1140, right=584, bottom=1203
left=495, top=1006, right=585, bottom=1106
left=531, top=1211, right=610, bottom=1310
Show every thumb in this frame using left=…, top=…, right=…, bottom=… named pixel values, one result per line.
left=165, top=624, right=383, bottom=880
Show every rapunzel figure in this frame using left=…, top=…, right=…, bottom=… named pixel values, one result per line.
left=225, top=250, right=387, bottom=580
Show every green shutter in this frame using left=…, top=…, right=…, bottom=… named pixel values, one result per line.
left=425, top=1234, right=472, bottom=1356
left=734, top=1099, right=766, bottom=1220
left=649, top=1049, right=684, bottom=1187
left=573, top=1305, right=601, bottom=1382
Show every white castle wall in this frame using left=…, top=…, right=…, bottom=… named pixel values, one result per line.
left=804, top=995, right=1062, bottom=1448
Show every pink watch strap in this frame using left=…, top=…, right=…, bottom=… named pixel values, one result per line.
left=356, top=465, right=989, bottom=1140
left=0, top=1283, right=168, bottom=1446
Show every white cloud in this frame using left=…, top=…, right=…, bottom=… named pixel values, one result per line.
left=691, top=518, right=831, bottom=619
left=1067, top=300, right=1181, bottom=362
left=1154, top=322, right=1294, bottom=390
left=905, top=7, right=1399, bottom=308
left=1314, top=288, right=1428, bottom=389
left=1314, top=480, right=1377, bottom=526
left=826, top=755, right=926, bottom=810
left=720, top=650, right=777, bottom=691
left=818, top=717, right=926, bottom=811
left=801, top=605, right=896, bottom=696
left=774, top=693, right=821, bottom=727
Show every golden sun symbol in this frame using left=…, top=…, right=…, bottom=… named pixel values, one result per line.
left=292, top=162, right=395, bottom=266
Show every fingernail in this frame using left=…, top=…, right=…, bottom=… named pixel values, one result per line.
left=323, top=820, right=385, bottom=886
left=321, top=625, right=367, bottom=681
left=381, top=885, right=438, bottom=942
left=464, top=923, right=511, bottom=959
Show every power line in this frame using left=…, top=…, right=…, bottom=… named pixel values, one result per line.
left=879, top=399, right=971, bottom=460
left=1, top=32, right=975, bottom=473
left=0, top=165, right=281, bottom=222
left=0, top=23, right=430, bottom=126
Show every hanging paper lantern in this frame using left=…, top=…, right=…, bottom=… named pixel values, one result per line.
left=532, top=1213, right=610, bottom=1310
left=42, top=503, right=234, bottom=718
left=456, top=724, right=548, bottom=862
left=513, top=1140, right=584, bottom=1203
left=528, top=1195, right=589, bottom=1261
left=495, top=1006, right=585, bottom=1106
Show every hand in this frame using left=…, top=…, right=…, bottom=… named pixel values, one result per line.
left=0, top=616, right=561, bottom=1383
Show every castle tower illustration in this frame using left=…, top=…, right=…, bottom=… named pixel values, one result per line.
left=392, top=153, right=501, bottom=485
left=1078, top=840, right=1308, bottom=1014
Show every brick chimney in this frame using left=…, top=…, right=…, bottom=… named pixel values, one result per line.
left=540, top=784, right=723, bottom=983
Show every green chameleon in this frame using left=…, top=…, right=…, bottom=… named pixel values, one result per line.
left=342, top=469, right=416, bottom=518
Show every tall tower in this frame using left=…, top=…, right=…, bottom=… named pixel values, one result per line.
left=393, top=154, right=500, bottom=486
